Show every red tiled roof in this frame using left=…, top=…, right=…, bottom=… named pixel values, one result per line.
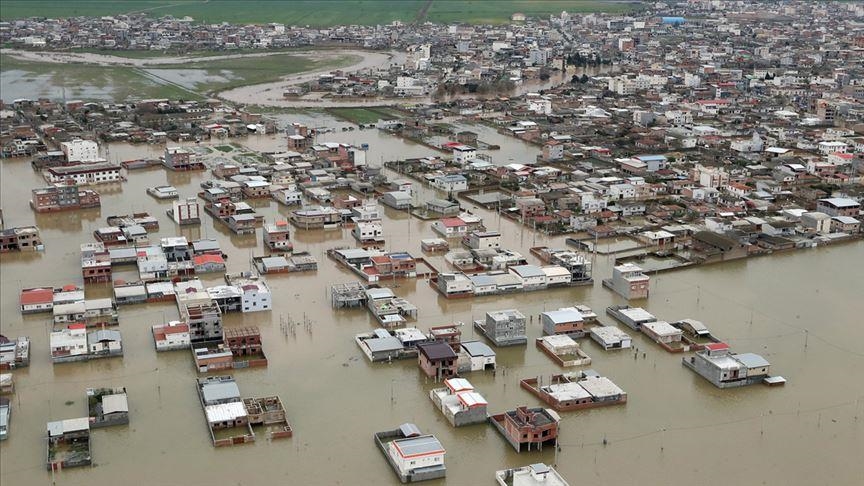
left=439, top=217, right=466, bottom=227
left=193, top=254, right=224, bottom=265
left=20, top=288, right=53, bottom=305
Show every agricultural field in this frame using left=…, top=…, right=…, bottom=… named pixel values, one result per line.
left=326, top=107, right=401, bottom=124
left=1, top=0, right=640, bottom=25
left=0, top=54, right=201, bottom=101
left=425, top=1, right=640, bottom=23
left=0, top=51, right=358, bottom=102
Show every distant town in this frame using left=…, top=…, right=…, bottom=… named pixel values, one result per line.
left=1, top=1, right=863, bottom=485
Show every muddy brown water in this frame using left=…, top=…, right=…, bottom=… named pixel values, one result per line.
left=1, top=127, right=862, bottom=486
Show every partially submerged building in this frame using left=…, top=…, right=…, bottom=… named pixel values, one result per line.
left=429, top=378, right=488, bottom=427
left=86, top=387, right=129, bottom=428
left=474, top=309, right=527, bottom=347
left=495, top=463, right=570, bottom=486
left=417, top=341, right=458, bottom=381
left=0, top=335, right=30, bottom=370
left=536, top=335, right=591, bottom=367
left=374, top=423, right=446, bottom=483
left=489, top=406, right=560, bottom=452
left=682, top=343, right=782, bottom=388
left=602, top=263, right=650, bottom=300
left=520, top=371, right=627, bottom=412
left=46, top=418, right=91, bottom=470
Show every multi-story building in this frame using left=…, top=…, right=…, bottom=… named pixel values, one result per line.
left=44, top=162, right=121, bottom=185
left=61, top=139, right=100, bottom=163
left=0, top=226, right=42, bottom=252
left=476, top=310, right=527, bottom=346
left=30, top=184, right=101, bottom=213
left=603, top=263, right=650, bottom=300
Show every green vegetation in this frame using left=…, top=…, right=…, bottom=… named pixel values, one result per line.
left=326, top=107, right=400, bottom=124
left=0, top=54, right=202, bottom=101
left=2, top=0, right=639, bottom=25
left=1, top=51, right=358, bottom=101
left=214, top=145, right=234, bottom=152
left=426, top=1, right=639, bottom=24
left=146, top=52, right=358, bottom=93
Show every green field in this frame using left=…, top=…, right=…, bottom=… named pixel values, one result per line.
left=326, top=107, right=401, bottom=124
left=0, top=54, right=202, bottom=101
left=1, top=51, right=358, bottom=101
left=1, top=1, right=640, bottom=25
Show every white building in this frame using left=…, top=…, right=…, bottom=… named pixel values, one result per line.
left=171, top=197, right=200, bottom=225
left=237, top=280, right=272, bottom=313
left=352, top=221, right=384, bottom=244
left=605, top=263, right=650, bottom=300
left=451, top=145, right=476, bottom=165
left=151, top=321, right=191, bottom=351
left=61, top=139, right=100, bottom=163
left=528, top=97, right=552, bottom=115
left=431, top=174, right=468, bottom=192
left=387, top=434, right=446, bottom=478
left=49, top=325, right=88, bottom=362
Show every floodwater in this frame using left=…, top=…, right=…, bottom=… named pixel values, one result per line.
left=1, top=126, right=863, bottom=486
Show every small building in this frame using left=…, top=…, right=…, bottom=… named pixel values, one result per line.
left=589, top=326, right=632, bottom=350
left=152, top=321, right=190, bottom=351
left=603, top=263, right=650, bottom=300
left=465, top=230, right=501, bottom=250
left=374, top=424, right=446, bottom=483
left=641, top=320, right=685, bottom=352
left=353, top=221, right=385, bottom=245
left=429, top=378, right=488, bottom=427
left=536, top=335, right=591, bottom=367
left=474, top=309, right=527, bottom=347
left=0, top=336, right=30, bottom=370
left=606, top=306, right=656, bottom=331
left=356, top=329, right=406, bottom=362
left=87, top=329, right=123, bottom=358
left=520, top=372, right=627, bottom=412
left=488, top=406, right=560, bottom=452
left=0, top=225, right=43, bottom=252
left=46, top=418, right=91, bottom=470
left=431, top=217, right=468, bottom=238
left=459, top=340, right=496, bottom=372
left=816, top=198, right=860, bottom=217
left=495, top=463, right=569, bottom=486
left=682, top=343, right=777, bottom=388
left=0, top=399, right=9, bottom=441
left=197, top=376, right=255, bottom=447
left=421, top=238, right=449, bottom=253
left=169, top=197, right=201, bottom=225
left=417, top=341, right=458, bottom=380
left=380, top=191, right=413, bottom=210
left=264, top=221, right=293, bottom=252
left=87, top=387, right=129, bottom=428
left=426, top=198, right=460, bottom=216
left=50, top=324, right=89, bottom=363
left=19, top=287, right=55, bottom=314
left=508, top=265, right=547, bottom=290
left=541, top=308, right=585, bottom=337
left=436, top=272, right=474, bottom=298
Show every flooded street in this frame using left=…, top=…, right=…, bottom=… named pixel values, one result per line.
left=1, top=125, right=863, bottom=486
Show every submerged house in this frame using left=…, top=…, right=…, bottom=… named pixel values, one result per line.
left=682, top=343, right=779, bottom=388
left=489, top=406, right=560, bottom=452
left=474, top=309, right=527, bottom=347
left=520, top=371, right=627, bottom=412
left=429, top=378, right=488, bottom=427
left=417, top=341, right=458, bottom=381
left=87, top=387, right=129, bottom=428
left=46, top=418, right=91, bottom=471
left=374, top=423, right=446, bottom=483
